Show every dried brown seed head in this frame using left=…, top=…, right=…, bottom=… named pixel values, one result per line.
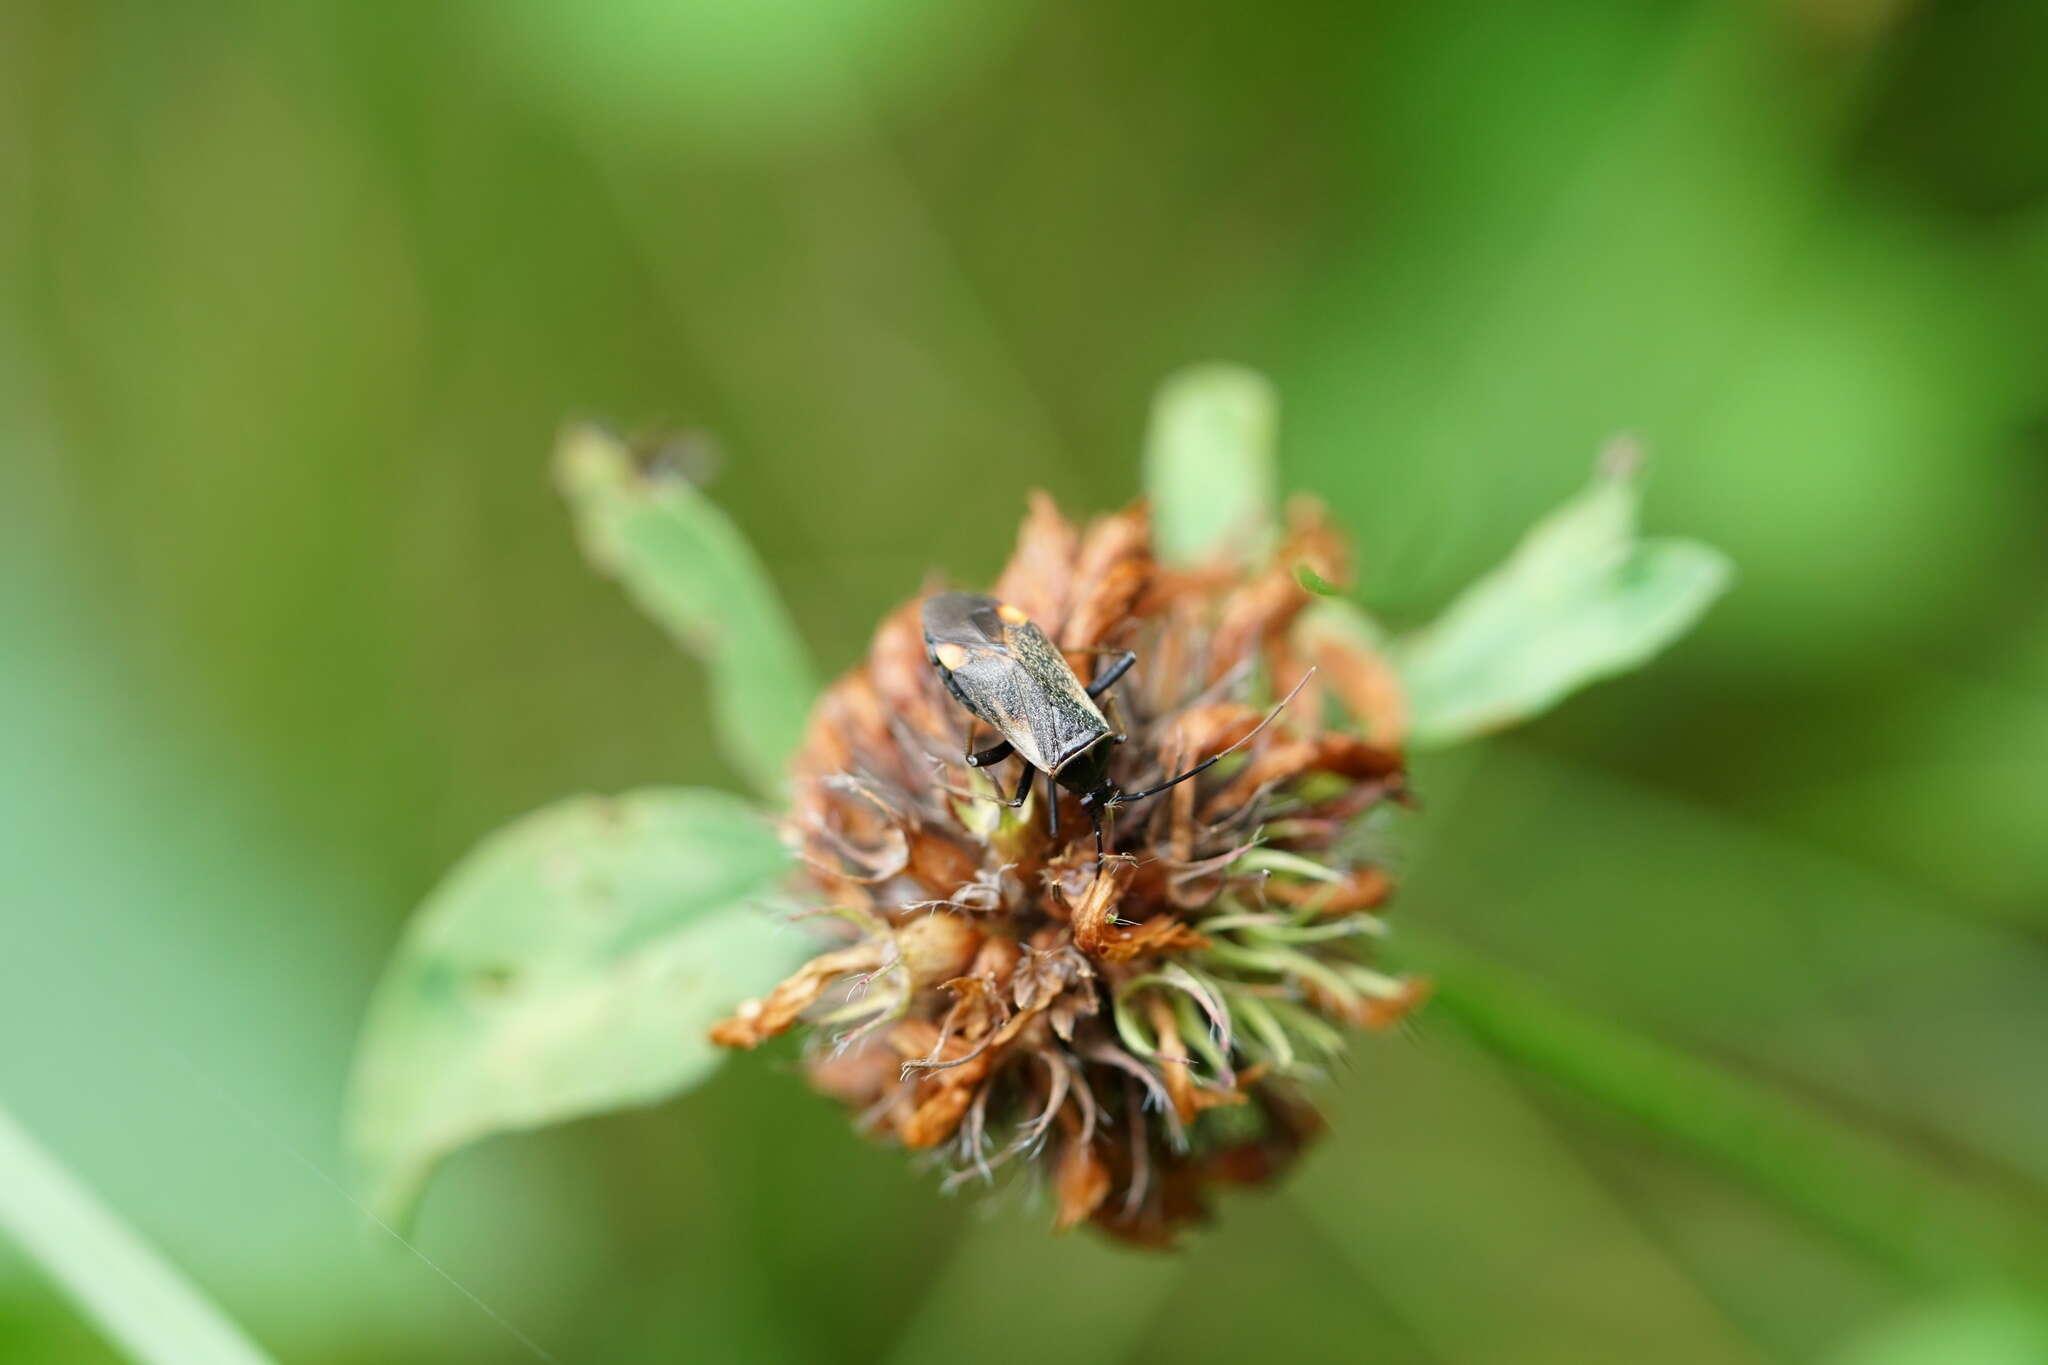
left=713, top=493, right=1419, bottom=1244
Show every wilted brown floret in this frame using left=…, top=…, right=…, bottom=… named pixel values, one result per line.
left=714, top=495, right=1421, bottom=1244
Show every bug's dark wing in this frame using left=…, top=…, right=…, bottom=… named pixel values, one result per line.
left=999, top=619, right=1111, bottom=772
left=923, top=593, right=1042, bottom=764
left=922, top=592, right=1108, bottom=772
left=921, top=592, right=1008, bottom=650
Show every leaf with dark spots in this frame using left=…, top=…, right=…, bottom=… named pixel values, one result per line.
left=348, top=787, right=807, bottom=1226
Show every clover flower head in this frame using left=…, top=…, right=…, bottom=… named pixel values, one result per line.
left=713, top=493, right=1424, bottom=1243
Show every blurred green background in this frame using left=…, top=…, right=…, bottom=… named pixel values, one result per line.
left=5, top=0, right=2048, bottom=1360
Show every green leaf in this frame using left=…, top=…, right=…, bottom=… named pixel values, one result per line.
left=1409, top=931, right=2048, bottom=1288
left=1388, top=450, right=1732, bottom=747
left=555, top=424, right=817, bottom=800
left=1142, top=363, right=1280, bottom=565
left=1294, top=563, right=1343, bottom=597
left=0, top=1107, right=276, bottom=1365
left=348, top=788, right=808, bottom=1226
left=1828, top=1296, right=2048, bottom=1365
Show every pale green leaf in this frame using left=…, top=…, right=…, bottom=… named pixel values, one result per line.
left=348, top=788, right=808, bottom=1226
left=1142, top=363, right=1280, bottom=565
left=555, top=424, right=816, bottom=800
left=1389, top=452, right=1732, bottom=747
left=0, top=1107, right=275, bottom=1365
left=1828, top=1296, right=2048, bottom=1365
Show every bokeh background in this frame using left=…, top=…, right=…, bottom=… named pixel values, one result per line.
left=5, top=0, right=2048, bottom=1361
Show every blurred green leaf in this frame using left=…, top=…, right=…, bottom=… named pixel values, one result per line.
left=881, top=1212, right=1186, bottom=1365
left=1389, top=451, right=1732, bottom=747
left=1290, top=1025, right=1766, bottom=1365
left=1295, top=564, right=1343, bottom=597
left=556, top=425, right=817, bottom=800
left=0, top=1107, right=275, bottom=1365
left=348, top=788, right=807, bottom=1226
left=1411, top=932, right=2048, bottom=1288
left=1142, top=364, right=1279, bottom=566
left=1828, top=1295, right=2048, bottom=1365
left=482, top=0, right=1028, bottom=150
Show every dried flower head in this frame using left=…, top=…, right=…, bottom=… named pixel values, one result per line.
left=712, top=492, right=1423, bottom=1244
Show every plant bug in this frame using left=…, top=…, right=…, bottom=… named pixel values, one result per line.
left=921, top=591, right=1308, bottom=861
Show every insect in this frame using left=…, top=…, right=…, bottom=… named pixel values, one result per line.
left=921, top=591, right=1307, bottom=860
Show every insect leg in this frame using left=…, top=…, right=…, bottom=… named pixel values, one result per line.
left=968, top=738, right=1014, bottom=768
left=1086, top=651, right=1137, bottom=699
left=1111, top=668, right=1317, bottom=807
left=1004, top=761, right=1034, bottom=808
left=1046, top=770, right=1060, bottom=839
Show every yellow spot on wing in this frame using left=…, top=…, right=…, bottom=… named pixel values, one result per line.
left=997, top=602, right=1029, bottom=625
left=935, top=643, right=971, bottom=670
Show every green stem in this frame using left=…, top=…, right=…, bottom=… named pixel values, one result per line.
left=1404, top=935, right=2048, bottom=1289
left=0, top=1105, right=275, bottom=1365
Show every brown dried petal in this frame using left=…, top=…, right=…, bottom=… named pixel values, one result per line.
left=1148, top=995, right=1245, bottom=1124
left=1361, top=976, right=1434, bottom=1030
left=967, top=934, right=1021, bottom=986
left=806, top=1036, right=899, bottom=1106
left=868, top=600, right=959, bottom=755
left=1301, top=974, right=1432, bottom=1032
left=1267, top=865, right=1393, bottom=916
left=802, top=814, right=910, bottom=886
left=710, top=943, right=888, bottom=1049
left=901, top=829, right=982, bottom=904
left=1299, top=622, right=1409, bottom=748
left=1202, top=732, right=1404, bottom=818
left=896, top=996, right=1049, bottom=1147
left=990, top=491, right=1079, bottom=636
left=1279, top=495, right=1350, bottom=590
left=1067, top=864, right=1208, bottom=962
left=1062, top=558, right=1149, bottom=665
left=1206, top=567, right=1309, bottom=685
left=1154, top=703, right=1271, bottom=769
left=1201, top=1083, right=1324, bottom=1188
left=1054, top=1135, right=1112, bottom=1230
left=900, top=1086, right=978, bottom=1150
left=794, top=674, right=894, bottom=793
left=895, top=912, right=983, bottom=987
left=1061, top=505, right=1151, bottom=653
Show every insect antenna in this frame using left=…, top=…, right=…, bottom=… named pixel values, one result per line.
left=1108, top=669, right=1316, bottom=808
